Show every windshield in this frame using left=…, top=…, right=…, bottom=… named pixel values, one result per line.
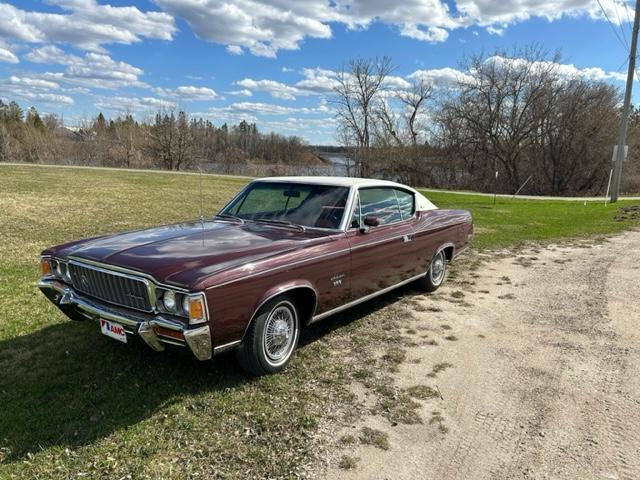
left=219, top=182, right=350, bottom=230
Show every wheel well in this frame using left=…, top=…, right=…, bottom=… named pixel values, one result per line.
left=285, top=287, right=317, bottom=325
left=443, top=246, right=454, bottom=261
left=244, top=287, right=317, bottom=340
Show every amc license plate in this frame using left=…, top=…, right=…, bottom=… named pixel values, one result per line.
left=99, top=319, right=127, bottom=343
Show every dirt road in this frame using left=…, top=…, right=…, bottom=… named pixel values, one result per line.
left=323, top=231, right=640, bottom=480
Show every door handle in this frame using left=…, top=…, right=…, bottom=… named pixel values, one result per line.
left=403, top=234, right=413, bottom=243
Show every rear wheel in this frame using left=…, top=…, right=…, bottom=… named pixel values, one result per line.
left=416, top=249, right=447, bottom=292
left=237, top=296, right=300, bottom=376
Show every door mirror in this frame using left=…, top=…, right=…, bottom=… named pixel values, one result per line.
left=363, top=215, right=380, bottom=227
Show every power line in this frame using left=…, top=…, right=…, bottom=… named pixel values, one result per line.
left=597, top=0, right=631, bottom=49
left=613, top=0, right=630, bottom=48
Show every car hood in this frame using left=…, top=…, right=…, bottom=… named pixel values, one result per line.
left=52, top=220, right=330, bottom=288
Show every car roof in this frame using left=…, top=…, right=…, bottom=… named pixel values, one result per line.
left=254, top=176, right=438, bottom=211
left=256, top=176, right=411, bottom=189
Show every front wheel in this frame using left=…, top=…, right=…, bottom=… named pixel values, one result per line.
left=237, top=296, right=300, bottom=376
left=416, top=249, right=447, bottom=292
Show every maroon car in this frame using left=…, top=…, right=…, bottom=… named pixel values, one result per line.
left=38, top=177, right=473, bottom=375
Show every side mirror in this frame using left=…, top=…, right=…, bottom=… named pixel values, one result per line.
left=363, top=215, right=380, bottom=227
left=359, top=215, right=380, bottom=233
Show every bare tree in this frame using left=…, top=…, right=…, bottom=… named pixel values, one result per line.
left=397, top=79, right=434, bottom=146
left=435, top=45, right=620, bottom=194
left=333, top=56, right=394, bottom=176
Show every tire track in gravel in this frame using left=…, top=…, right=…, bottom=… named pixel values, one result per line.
left=321, top=230, right=640, bottom=480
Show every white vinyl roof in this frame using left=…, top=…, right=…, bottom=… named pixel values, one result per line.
left=258, top=176, right=407, bottom=188
left=256, top=176, right=438, bottom=211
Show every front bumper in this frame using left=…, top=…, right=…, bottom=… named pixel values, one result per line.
left=38, top=278, right=212, bottom=360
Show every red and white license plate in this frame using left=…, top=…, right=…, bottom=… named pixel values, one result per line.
left=99, top=319, right=127, bottom=343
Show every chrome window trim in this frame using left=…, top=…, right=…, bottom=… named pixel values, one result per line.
left=339, top=185, right=358, bottom=231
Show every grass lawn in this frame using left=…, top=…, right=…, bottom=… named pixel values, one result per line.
left=0, top=164, right=638, bottom=479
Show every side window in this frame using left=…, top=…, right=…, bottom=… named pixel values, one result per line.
left=359, top=188, right=402, bottom=225
left=395, top=189, right=414, bottom=220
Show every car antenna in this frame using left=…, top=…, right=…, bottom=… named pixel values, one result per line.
left=199, top=163, right=205, bottom=245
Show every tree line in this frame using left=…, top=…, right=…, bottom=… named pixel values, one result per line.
left=3, top=43, right=640, bottom=195
left=0, top=102, right=313, bottom=173
left=334, top=46, right=640, bottom=195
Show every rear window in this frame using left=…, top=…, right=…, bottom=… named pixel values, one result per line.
left=395, top=189, right=415, bottom=220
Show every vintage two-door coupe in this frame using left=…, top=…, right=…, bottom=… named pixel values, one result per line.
left=38, top=177, right=473, bottom=374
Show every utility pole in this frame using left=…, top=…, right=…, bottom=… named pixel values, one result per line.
left=611, top=0, right=640, bottom=202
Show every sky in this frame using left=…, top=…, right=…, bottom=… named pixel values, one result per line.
left=0, top=0, right=637, bottom=144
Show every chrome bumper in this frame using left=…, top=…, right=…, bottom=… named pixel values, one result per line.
left=38, top=278, right=212, bottom=361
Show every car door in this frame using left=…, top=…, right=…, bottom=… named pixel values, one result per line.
left=346, top=187, right=420, bottom=301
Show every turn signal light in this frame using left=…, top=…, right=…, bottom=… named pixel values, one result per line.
left=40, top=258, right=52, bottom=276
left=187, top=296, right=206, bottom=325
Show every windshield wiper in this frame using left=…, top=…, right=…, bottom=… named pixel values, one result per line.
left=214, top=213, right=245, bottom=224
left=253, top=218, right=306, bottom=232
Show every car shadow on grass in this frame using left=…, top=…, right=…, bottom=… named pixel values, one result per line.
left=0, top=285, right=420, bottom=464
left=0, top=319, right=248, bottom=462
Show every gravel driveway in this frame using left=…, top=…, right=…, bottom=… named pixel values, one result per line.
left=323, top=230, right=640, bottom=480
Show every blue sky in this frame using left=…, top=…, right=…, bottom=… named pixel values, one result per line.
left=0, top=0, right=636, bottom=144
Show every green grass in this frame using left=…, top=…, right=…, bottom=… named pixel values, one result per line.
left=424, top=190, right=640, bottom=249
left=0, top=164, right=638, bottom=478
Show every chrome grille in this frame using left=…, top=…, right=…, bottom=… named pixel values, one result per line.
left=68, top=262, right=153, bottom=312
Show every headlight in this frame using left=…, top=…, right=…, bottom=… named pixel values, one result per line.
left=182, top=295, right=190, bottom=315
left=163, top=290, right=177, bottom=312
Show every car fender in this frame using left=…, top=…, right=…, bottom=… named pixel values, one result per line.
left=241, top=279, right=319, bottom=340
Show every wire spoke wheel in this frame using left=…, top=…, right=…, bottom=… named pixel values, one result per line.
left=262, top=303, right=296, bottom=365
left=429, top=250, right=446, bottom=286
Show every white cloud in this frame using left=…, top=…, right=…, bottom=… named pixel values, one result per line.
left=154, top=0, right=460, bottom=57
left=227, top=89, right=253, bottom=97
left=486, top=56, right=627, bottom=82
left=0, top=40, right=18, bottom=63
left=407, top=58, right=627, bottom=90
left=383, top=75, right=411, bottom=90
left=457, top=0, right=634, bottom=33
left=294, top=67, right=340, bottom=94
left=226, top=45, right=244, bottom=55
left=408, top=67, right=474, bottom=87
left=0, top=0, right=175, bottom=51
left=26, top=46, right=146, bottom=89
left=208, top=100, right=332, bottom=117
left=155, top=0, right=332, bottom=57
left=0, top=74, right=74, bottom=106
left=236, top=78, right=304, bottom=100
left=154, top=0, right=635, bottom=56
left=8, top=75, right=60, bottom=90
left=175, top=86, right=217, bottom=100
left=94, top=95, right=176, bottom=113
left=0, top=47, right=18, bottom=63
left=154, top=85, right=218, bottom=100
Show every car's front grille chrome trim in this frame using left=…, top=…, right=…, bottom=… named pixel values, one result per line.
left=68, top=260, right=154, bottom=312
